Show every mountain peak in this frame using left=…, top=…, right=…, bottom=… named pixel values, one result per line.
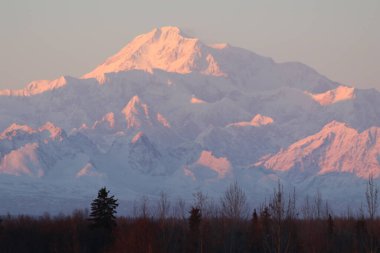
left=39, top=122, right=64, bottom=140
left=120, top=95, right=172, bottom=130
left=122, top=96, right=151, bottom=129
left=0, top=124, right=36, bottom=139
left=92, top=112, right=115, bottom=129
left=322, top=120, right=351, bottom=131
left=306, top=85, right=355, bottom=106
left=251, top=114, right=274, bottom=126
left=0, top=76, right=67, bottom=96
left=257, top=121, right=379, bottom=178
left=82, top=26, right=227, bottom=82
left=228, top=114, right=274, bottom=127
left=153, top=26, right=184, bottom=36
left=132, top=26, right=187, bottom=46
left=0, top=122, right=64, bottom=141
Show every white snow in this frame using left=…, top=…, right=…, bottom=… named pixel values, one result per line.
left=0, top=76, right=67, bottom=96
left=228, top=114, right=274, bottom=127
left=191, top=96, right=207, bottom=104
left=0, top=143, right=42, bottom=176
left=0, top=124, right=36, bottom=139
left=122, top=95, right=151, bottom=129
left=156, top=113, right=171, bottom=128
left=195, top=150, right=231, bottom=178
left=82, top=26, right=226, bottom=82
left=257, top=121, right=380, bottom=178
left=0, top=26, right=378, bottom=214
left=92, top=112, right=115, bottom=129
left=306, top=85, right=355, bottom=105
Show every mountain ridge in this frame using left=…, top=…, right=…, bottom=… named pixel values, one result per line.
left=256, top=121, right=380, bottom=178
left=0, top=26, right=379, bottom=214
left=1, top=26, right=339, bottom=96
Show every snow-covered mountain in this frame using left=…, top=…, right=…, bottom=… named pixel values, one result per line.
left=0, top=76, right=67, bottom=96
left=0, top=122, right=99, bottom=178
left=0, top=26, right=379, bottom=214
left=305, top=85, right=356, bottom=106
left=256, top=121, right=380, bottom=178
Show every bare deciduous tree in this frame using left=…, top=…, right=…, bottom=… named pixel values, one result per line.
left=286, top=188, right=297, bottom=219
left=133, top=195, right=150, bottom=218
left=268, top=181, right=299, bottom=253
left=221, top=181, right=248, bottom=220
left=204, top=198, right=220, bottom=218
left=301, top=195, right=312, bottom=219
left=366, top=174, right=379, bottom=219
left=315, top=190, right=323, bottom=219
left=270, top=181, right=285, bottom=224
left=157, top=191, right=171, bottom=220
left=301, top=191, right=325, bottom=219
left=172, top=197, right=187, bottom=220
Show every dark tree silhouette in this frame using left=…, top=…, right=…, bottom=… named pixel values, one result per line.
left=251, top=209, right=263, bottom=252
left=89, top=187, right=118, bottom=230
left=2, top=187, right=380, bottom=253
left=188, top=207, right=202, bottom=253
left=327, top=214, right=335, bottom=253
left=189, top=207, right=202, bottom=232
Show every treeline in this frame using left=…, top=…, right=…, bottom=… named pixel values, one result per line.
left=0, top=180, right=379, bottom=253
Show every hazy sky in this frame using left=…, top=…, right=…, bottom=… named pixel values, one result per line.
left=0, top=0, right=379, bottom=90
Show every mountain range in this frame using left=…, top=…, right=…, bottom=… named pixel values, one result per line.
left=0, top=26, right=379, bottom=214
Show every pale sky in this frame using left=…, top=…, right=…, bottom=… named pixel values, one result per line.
left=0, top=0, right=379, bottom=90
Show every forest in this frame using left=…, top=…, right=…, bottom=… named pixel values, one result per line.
left=0, top=179, right=379, bottom=253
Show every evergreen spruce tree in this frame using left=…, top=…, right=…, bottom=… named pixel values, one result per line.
left=188, top=207, right=202, bottom=253
left=189, top=207, right=201, bottom=233
left=89, top=187, right=119, bottom=230
left=251, top=209, right=262, bottom=252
